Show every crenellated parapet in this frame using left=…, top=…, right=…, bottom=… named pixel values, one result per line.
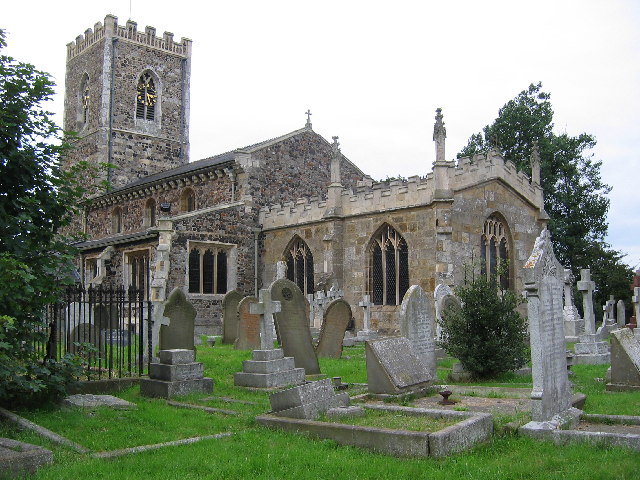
left=259, top=149, right=545, bottom=231
left=67, top=14, right=192, bottom=60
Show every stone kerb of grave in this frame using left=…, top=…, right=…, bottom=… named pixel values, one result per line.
left=222, top=290, right=243, bottom=345
left=365, top=337, right=432, bottom=395
left=399, top=285, right=436, bottom=377
left=140, top=349, right=213, bottom=398
left=234, top=296, right=261, bottom=350
left=270, top=279, right=321, bottom=375
left=606, top=329, right=640, bottom=392
left=0, top=438, right=53, bottom=477
left=159, top=288, right=196, bottom=352
left=520, top=229, right=581, bottom=431
left=316, top=299, right=352, bottom=358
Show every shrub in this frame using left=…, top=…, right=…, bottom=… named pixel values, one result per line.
left=437, top=275, right=528, bottom=379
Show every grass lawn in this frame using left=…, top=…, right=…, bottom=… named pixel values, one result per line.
left=1, top=343, right=639, bottom=479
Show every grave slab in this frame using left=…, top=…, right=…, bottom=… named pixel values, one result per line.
left=62, top=394, right=137, bottom=410
left=0, top=438, right=53, bottom=477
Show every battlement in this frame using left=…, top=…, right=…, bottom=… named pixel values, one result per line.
left=259, top=150, right=544, bottom=231
left=67, top=15, right=192, bottom=60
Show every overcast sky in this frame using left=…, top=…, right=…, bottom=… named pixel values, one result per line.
left=4, top=0, right=639, bottom=269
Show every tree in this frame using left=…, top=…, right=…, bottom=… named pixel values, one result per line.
left=458, top=82, right=632, bottom=309
left=437, top=272, right=529, bottom=379
left=0, top=30, right=88, bottom=407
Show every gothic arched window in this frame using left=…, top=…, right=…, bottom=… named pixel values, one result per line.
left=480, top=214, right=511, bottom=289
left=188, top=244, right=228, bottom=294
left=144, top=198, right=156, bottom=227
left=285, top=237, right=314, bottom=296
left=180, top=188, right=196, bottom=212
left=136, top=72, right=157, bottom=121
left=368, top=224, right=409, bottom=305
left=111, top=207, right=123, bottom=234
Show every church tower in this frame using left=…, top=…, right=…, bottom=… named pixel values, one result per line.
left=63, top=15, right=192, bottom=190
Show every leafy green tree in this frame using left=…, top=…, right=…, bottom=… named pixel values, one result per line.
left=458, top=82, right=632, bottom=308
left=0, top=30, right=89, bottom=407
left=438, top=273, right=528, bottom=379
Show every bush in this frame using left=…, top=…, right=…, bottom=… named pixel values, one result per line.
left=437, top=275, right=528, bottom=379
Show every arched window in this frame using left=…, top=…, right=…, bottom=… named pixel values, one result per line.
left=111, top=207, right=123, bottom=234
left=144, top=198, right=156, bottom=227
left=368, top=224, right=409, bottom=305
left=180, top=188, right=196, bottom=212
left=136, top=71, right=157, bottom=121
left=480, top=214, right=511, bottom=289
left=285, top=237, right=314, bottom=296
left=79, top=73, right=89, bottom=129
left=188, top=244, right=228, bottom=294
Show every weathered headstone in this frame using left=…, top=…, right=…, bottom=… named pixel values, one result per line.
left=573, top=269, right=610, bottom=364
left=355, top=295, right=377, bottom=341
left=141, top=348, right=213, bottom=398
left=271, top=279, right=321, bottom=375
left=616, top=299, right=626, bottom=328
left=399, top=285, right=436, bottom=376
left=159, top=288, right=196, bottom=351
left=562, top=268, right=583, bottom=341
left=275, top=260, right=287, bottom=280
left=365, top=337, right=432, bottom=395
left=606, top=329, right=640, bottom=391
left=250, top=288, right=281, bottom=350
left=521, top=229, right=581, bottom=431
left=234, top=296, right=261, bottom=350
left=316, top=299, right=351, bottom=358
left=604, top=295, right=617, bottom=326
left=222, top=290, right=243, bottom=344
left=268, top=378, right=349, bottom=419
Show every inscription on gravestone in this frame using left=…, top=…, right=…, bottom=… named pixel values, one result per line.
left=316, top=299, right=351, bottom=358
left=271, top=279, right=321, bottom=375
left=399, top=285, right=436, bottom=375
left=159, top=288, right=196, bottom=351
left=235, top=296, right=261, bottom=351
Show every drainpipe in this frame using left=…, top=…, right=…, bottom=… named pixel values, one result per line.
left=107, top=37, right=117, bottom=191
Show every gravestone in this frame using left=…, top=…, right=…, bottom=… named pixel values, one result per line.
left=398, top=285, right=436, bottom=376
left=268, top=378, right=349, bottom=419
left=355, top=295, right=377, bottom=341
left=141, top=349, right=213, bottom=398
left=434, top=283, right=461, bottom=357
left=234, top=295, right=261, bottom=350
left=365, top=337, right=432, bottom=395
left=68, top=323, right=100, bottom=354
left=606, top=329, right=640, bottom=391
left=316, top=299, right=351, bottom=358
left=562, top=268, right=583, bottom=341
left=521, top=229, right=581, bottom=431
left=159, top=288, right=196, bottom=351
left=573, top=269, right=610, bottom=364
left=632, top=287, right=640, bottom=328
left=94, top=303, right=119, bottom=330
left=271, top=279, right=321, bottom=375
left=234, top=288, right=305, bottom=388
left=275, top=260, right=287, bottom=280
left=616, top=299, right=626, bottom=328
left=222, top=290, right=243, bottom=344
left=312, top=291, right=330, bottom=329
left=604, top=295, right=617, bottom=326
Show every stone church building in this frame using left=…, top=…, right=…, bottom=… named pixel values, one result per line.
left=65, top=15, right=547, bottom=336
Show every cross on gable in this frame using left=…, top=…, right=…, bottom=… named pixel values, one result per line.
left=250, top=288, right=281, bottom=349
left=305, top=109, right=312, bottom=127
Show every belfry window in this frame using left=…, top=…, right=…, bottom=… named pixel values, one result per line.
left=180, top=188, right=196, bottom=212
left=188, top=245, right=228, bottom=295
left=368, top=225, right=409, bottom=305
left=285, top=237, right=314, bottom=296
left=480, top=215, right=511, bottom=289
left=136, top=72, right=157, bottom=121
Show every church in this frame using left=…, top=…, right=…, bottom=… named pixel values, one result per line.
left=65, top=15, right=547, bottom=336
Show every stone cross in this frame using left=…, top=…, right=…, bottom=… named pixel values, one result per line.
left=358, top=295, right=373, bottom=332
left=577, top=269, right=596, bottom=335
left=250, top=288, right=281, bottom=350
left=275, top=260, right=287, bottom=280
left=616, top=299, right=626, bottom=327
left=305, top=109, right=312, bottom=128
left=605, top=295, right=616, bottom=324
left=633, top=287, right=640, bottom=325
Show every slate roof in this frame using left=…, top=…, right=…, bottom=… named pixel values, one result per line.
left=74, top=231, right=158, bottom=251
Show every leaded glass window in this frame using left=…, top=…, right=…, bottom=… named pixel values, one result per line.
left=369, top=225, right=409, bottom=305
left=480, top=215, right=511, bottom=289
left=285, top=238, right=314, bottom=296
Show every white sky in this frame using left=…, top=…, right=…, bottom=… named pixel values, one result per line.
left=3, top=0, right=639, bottom=269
